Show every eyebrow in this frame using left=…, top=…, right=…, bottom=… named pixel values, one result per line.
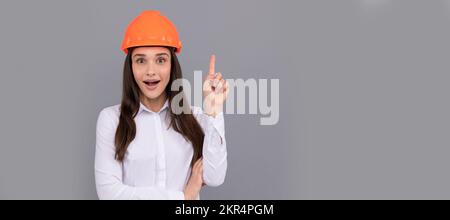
left=133, top=53, right=170, bottom=58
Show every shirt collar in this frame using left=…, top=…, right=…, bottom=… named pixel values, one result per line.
left=138, top=99, right=169, bottom=114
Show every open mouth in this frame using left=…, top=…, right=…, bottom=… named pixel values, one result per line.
left=143, top=79, right=161, bottom=87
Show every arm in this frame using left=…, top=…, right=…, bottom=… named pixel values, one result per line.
left=193, top=107, right=228, bottom=187
left=198, top=54, right=229, bottom=187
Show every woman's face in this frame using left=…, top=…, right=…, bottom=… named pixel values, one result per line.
left=131, top=46, right=171, bottom=101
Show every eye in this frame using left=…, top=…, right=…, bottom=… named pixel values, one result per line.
left=156, top=57, right=167, bottom=64
left=136, top=58, right=145, bottom=64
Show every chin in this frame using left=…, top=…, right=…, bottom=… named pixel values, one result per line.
left=143, top=91, right=163, bottom=100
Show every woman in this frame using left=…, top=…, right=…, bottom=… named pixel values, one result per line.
left=95, top=10, right=229, bottom=200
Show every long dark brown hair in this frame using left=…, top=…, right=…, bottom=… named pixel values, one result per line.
left=114, top=47, right=204, bottom=167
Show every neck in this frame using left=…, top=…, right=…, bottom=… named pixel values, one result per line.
left=140, top=93, right=167, bottom=112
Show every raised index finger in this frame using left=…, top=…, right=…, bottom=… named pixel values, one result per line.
left=209, top=54, right=215, bottom=76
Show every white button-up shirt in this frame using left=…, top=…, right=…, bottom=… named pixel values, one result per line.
left=95, top=100, right=227, bottom=200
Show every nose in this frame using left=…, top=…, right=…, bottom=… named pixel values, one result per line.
left=145, top=64, right=157, bottom=76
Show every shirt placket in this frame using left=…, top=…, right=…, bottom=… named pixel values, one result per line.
left=153, top=112, right=167, bottom=188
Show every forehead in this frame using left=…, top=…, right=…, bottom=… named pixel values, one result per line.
left=132, top=46, right=170, bottom=56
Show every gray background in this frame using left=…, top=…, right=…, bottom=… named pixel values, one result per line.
left=0, top=0, right=449, bottom=199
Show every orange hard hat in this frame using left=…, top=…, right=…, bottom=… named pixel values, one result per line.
left=121, top=10, right=182, bottom=54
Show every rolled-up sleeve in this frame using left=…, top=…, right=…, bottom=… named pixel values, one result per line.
left=95, top=108, right=185, bottom=200
left=192, top=107, right=228, bottom=187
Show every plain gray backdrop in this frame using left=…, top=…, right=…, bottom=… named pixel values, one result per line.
left=0, top=0, right=449, bottom=199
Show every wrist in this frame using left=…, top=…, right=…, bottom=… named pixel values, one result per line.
left=205, top=112, right=216, bottom=118
left=183, top=191, right=194, bottom=200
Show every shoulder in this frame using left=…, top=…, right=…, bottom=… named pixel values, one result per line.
left=96, top=104, right=121, bottom=129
